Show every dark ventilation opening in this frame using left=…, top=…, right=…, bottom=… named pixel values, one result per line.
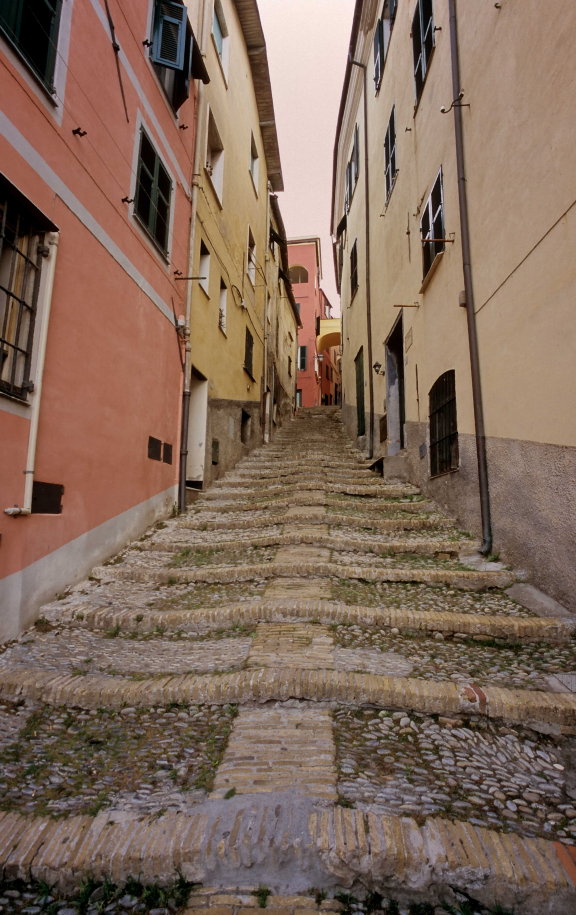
left=162, top=442, right=173, bottom=464
left=429, top=369, right=459, bottom=476
left=31, top=481, right=63, bottom=514
left=241, top=409, right=251, bottom=444
left=211, top=438, right=220, bottom=465
left=148, top=436, right=162, bottom=460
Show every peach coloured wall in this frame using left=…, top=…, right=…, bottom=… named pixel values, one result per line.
left=0, top=0, right=199, bottom=635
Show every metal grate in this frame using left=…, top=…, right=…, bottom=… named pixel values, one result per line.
left=429, top=370, right=458, bottom=476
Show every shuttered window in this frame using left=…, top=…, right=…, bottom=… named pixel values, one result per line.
left=384, top=106, right=397, bottom=199
left=0, top=0, right=62, bottom=89
left=421, top=168, right=445, bottom=278
left=135, top=130, right=172, bottom=254
left=412, top=0, right=435, bottom=101
left=151, top=0, right=187, bottom=70
left=373, top=0, right=397, bottom=91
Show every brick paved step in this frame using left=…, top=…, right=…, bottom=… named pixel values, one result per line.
left=1, top=666, right=575, bottom=730
left=64, top=598, right=575, bottom=643
left=0, top=804, right=574, bottom=913
left=118, top=561, right=515, bottom=589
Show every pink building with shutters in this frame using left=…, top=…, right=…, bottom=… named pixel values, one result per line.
left=288, top=238, right=339, bottom=407
left=0, top=0, right=208, bottom=639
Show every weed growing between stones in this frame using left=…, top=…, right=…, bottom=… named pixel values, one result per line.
left=253, top=885, right=272, bottom=908
left=0, top=874, right=195, bottom=913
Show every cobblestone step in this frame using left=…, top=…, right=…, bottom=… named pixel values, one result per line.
left=53, top=598, right=576, bottom=643
left=2, top=407, right=575, bottom=912
left=1, top=667, right=575, bottom=730
left=0, top=805, right=575, bottom=913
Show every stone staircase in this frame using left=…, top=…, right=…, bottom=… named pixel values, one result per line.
left=1, top=407, right=576, bottom=914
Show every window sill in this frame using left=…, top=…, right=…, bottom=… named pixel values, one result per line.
left=430, top=466, right=459, bottom=480
left=419, top=249, right=444, bottom=293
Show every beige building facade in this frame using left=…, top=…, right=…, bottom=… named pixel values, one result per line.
left=182, top=0, right=297, bottom=496
left=332, top=0, right=576, bottom=608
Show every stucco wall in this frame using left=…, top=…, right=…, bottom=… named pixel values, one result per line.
left=399, top=422, right=576, bottom=613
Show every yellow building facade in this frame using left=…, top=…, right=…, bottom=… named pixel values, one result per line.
left=182, top=0, right=296, bottom=493
left=332, top=0, right=576, bottom=608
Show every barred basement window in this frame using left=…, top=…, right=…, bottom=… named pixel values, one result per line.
left=135, top=130, right=172, bottom=254
left=429, top=370, right=459, bottom=476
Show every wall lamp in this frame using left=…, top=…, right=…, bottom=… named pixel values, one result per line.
left=373, top=362, right=385, bottom=375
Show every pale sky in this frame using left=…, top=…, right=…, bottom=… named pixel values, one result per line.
left=258, top=0, right=354, bottom=309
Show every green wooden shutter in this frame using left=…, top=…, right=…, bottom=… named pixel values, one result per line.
left=151, top=0, right=187, bottom=70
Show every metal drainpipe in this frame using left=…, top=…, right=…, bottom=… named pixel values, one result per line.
left=448, top=0, right=492, bottom=555
left=350, top=59, right=375, bottom=458
left=178, top=0, right=209, bottom=513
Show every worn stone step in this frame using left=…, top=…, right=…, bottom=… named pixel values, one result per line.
left=2, top=666, right=574, bottom=731
left=59, top=599, right=575, bottom=643
left=118, top=561, right=515, bottom=590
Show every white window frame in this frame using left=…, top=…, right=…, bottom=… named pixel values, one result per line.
left=420, top=167, right=445, bottom=279
left=206, top=109, right=225, bottom=203
left=384, top=106, right=398, bottom=200
left=212, top=0, right=230, bottom=79
left=199, top=240, right=210, bottom=295
left=218, top=278, right=227, bottom=333
left=247, top=229, right=256, bottom=286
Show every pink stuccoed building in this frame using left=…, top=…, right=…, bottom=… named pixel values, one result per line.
left=0, top=0, right=208, bottom=639
left=288, top=237, right=340, bottom=408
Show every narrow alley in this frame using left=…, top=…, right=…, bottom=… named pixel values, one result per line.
left=1, top=409, right=575, bottom=914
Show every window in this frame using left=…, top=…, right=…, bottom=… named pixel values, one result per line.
left=0, top=0, right=61, bottom=91
left=412, top=0, right=435, bottom=102
left=218, top=279, right=227, bottom=333
left=149, top=0, right=209, bottom=110
left=288, top=355, right=292, bottom=377
left=374, top=0, right=397, bottom=90
left=420, top=168, right=444, bottom=278
left=199, top=241, right=210, bottom=294
left=247, top=229, right=256, bottom=285
left=249, top=134, right=259, bottom=190
left=244, top=327, right=254, bottom=378
left=212, top=1, right=229, bottom=76
left=297, top=345, right=307, bottom=371
left=345, top=125, right=360, bottom=213
left=206, top=111, right=224, bottom=201
left=0, top=176, right=55, bottom=401
left=288, top=265, right=308, bottom=284
left=384, top=106, right=397, bottom=199
left=296, top=389, right=302, bottom=407
left=135, top=130, right=172, bottom=254
left=429, top=370, right=458, bottom=476
left=350, top=240, right=358, bottom=296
